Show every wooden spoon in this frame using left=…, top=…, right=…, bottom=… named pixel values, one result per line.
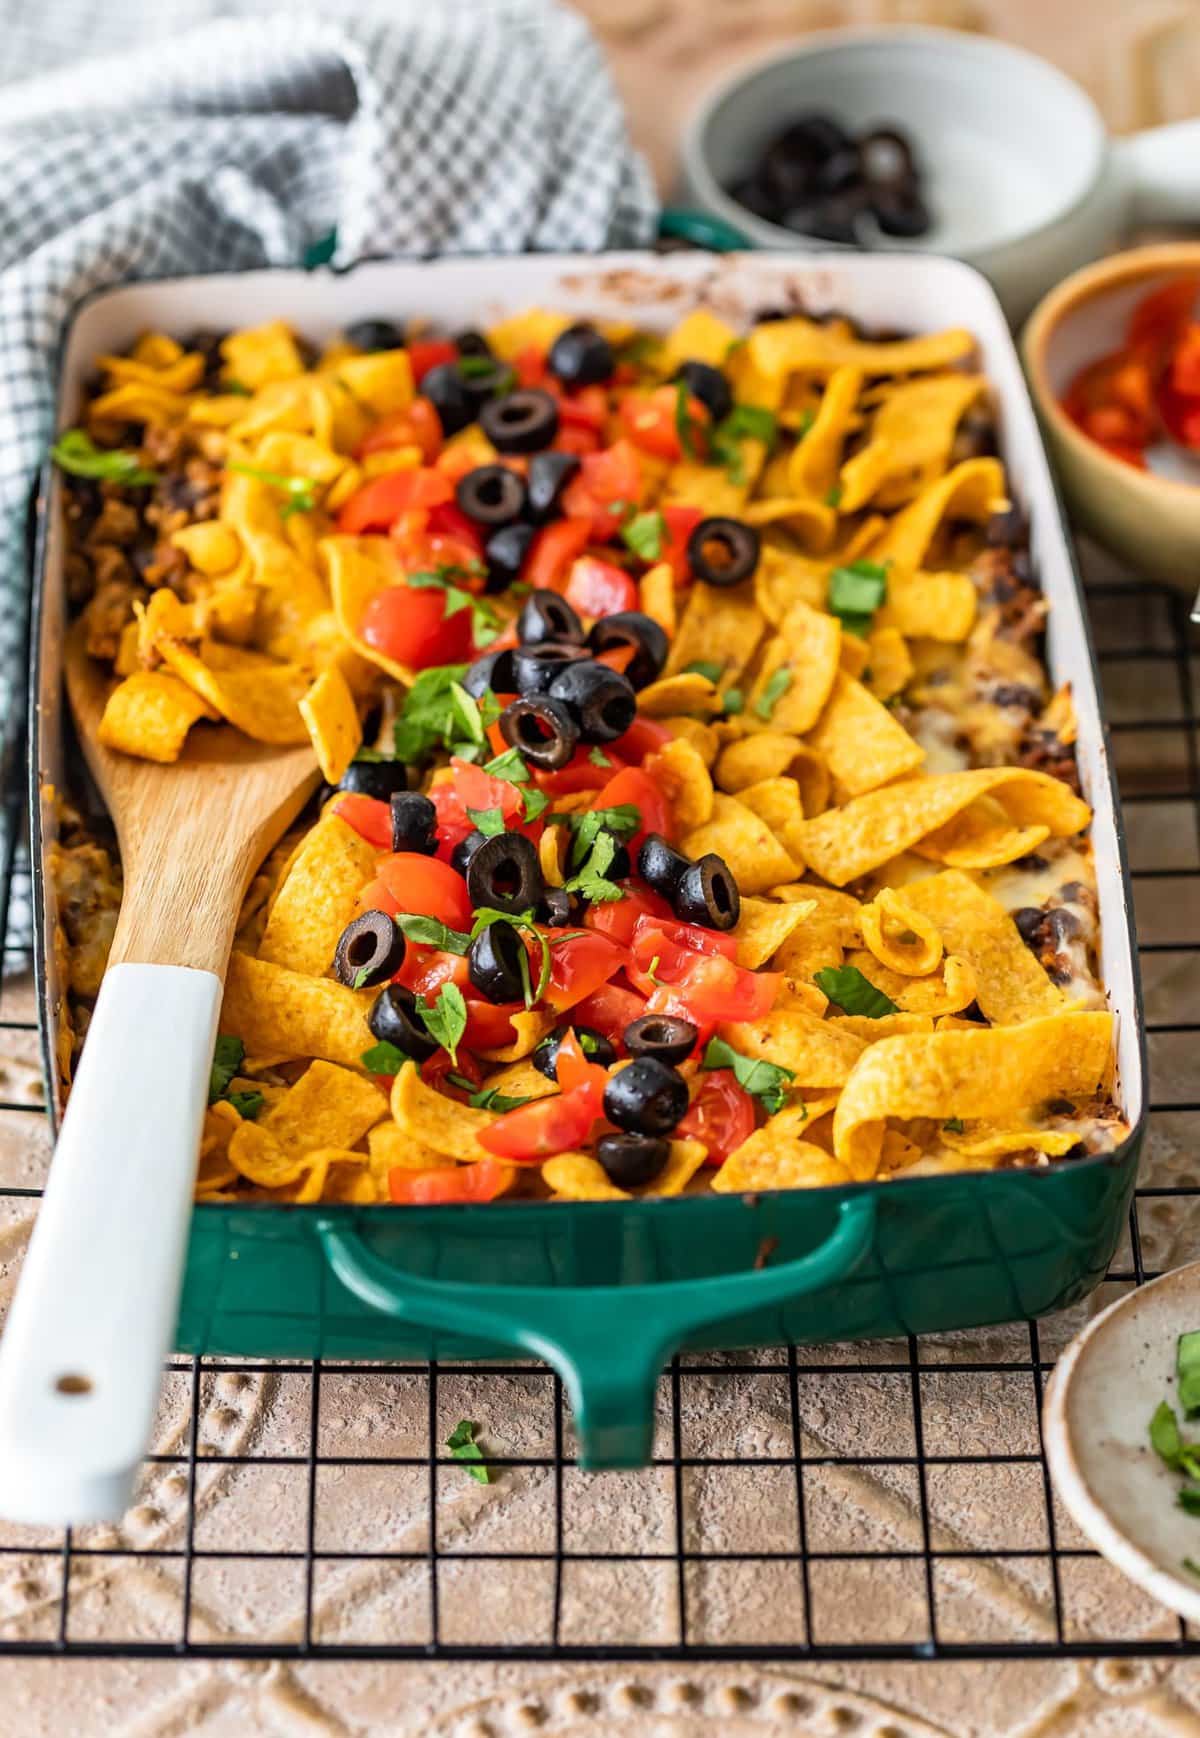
left=0, top=623, right=319, bottom=1524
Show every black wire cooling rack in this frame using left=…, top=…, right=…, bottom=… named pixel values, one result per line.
left=0, top=567, right=1196, bottom=1664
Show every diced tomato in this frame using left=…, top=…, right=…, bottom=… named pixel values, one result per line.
left=665, top=952, right=780, bottom=1025
left=1128, top=277, right=1200, bottom=363
left=612, top=716, right=673, bottom=766
left=358, top=398, right=443, bottom=463
left=389, top=1158, right=511, bottom=1204
left=337, top=467, right=452, bottom=534
left=553, top=1028, right=610, bottom=1098
left=332, top=793, right=393, bottom=850
left=618, top=385, right=709, bottom=462
left=477, top=1081, right=601, bottom=1160
left=426, top=500, right=485, bottom=558
left=555, top=424, right=602, bottom=456
left=525, top=517, right=591, bottom=593
left=514, top=345, right=548, bottom=389
left=360, top=584, right=473, bottom=670
left=659, top=504, right=704, bottom=583
left=422, top=1049, right=483, bottom=1099
left=1158, top=374, right=1200, bottom=450
left=1171, top=323, right=1200, bottom=397
left=640, top=982, right=717, bottom=1050
left=557, top=385, right=608, bottom=433
left=585, top=884, right=674, bottom=947
left=561, top=439, right=644, bottom=540
left=463, top=998, right=522, bottom=1051
left=376, top=853, right=474, bottom=931
left=407, top=339, right=459, bottom=382
left=533, top=747, right=624, bottom=797
left=631, top=914, right=739, bottom=966
left=564, top=556, right=639, bottom=619
left=677, top=1069, right=757, bottom=1164
left=591, top=765, right=674, bottom=849
left=570, top=979, right=648, bottom=1045
left=540, top=929, right=626, bottom=1013
left=395, top=945, right=470, bottom=1001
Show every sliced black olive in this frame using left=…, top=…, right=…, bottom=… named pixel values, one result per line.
left=499, top=695, right=580, bottom=770
left=345, top=318, right=404, bottom=352
left=333, top=910, right=405, bottom=989
left=803, top=189, right=870, bottom=244
left=536, top=885, right=576, bottom=927
left=672, top=360, right=733, bottom=425
left=673, top=853, right=740, bottom=931
left=815, top=144, right=862, bottom=197
left=776, top=112, right=852, bottom=163
left=450, top=828, right=490, bottom=878
left=367, top=984, right=438, bottom=1062
left=512, top=642, right=590, bottom=696
left=547, top=660, right=637, bottom=744
left=465, top=830, right=544, bottom=916
left=586, top=611, right=668, bottom=691
left=859, top=127, right=917, bottom=191
left=421, top=362, right=475, bottom=436
left=518, top=589, right=585, bottom=647
left=527, top=450, right=580, bottom=522
left=638, top=833, right=690, bottom=899
left=484, top=521, right=536, bottom=593
left=455, top=329, right=493, bottom=359
left=596, top=1132, right=670, bottom=1189
left=623, top=1015, right=698, bottom=1067
left=533, top=1025, right=617, bottom=1080
left=687, top=516, right=761, bottom=587
left=467, top=920, right=528, bottom=1004
left=547, top=322, right=615, bottom=387
left=603, top=1057, right=689, bottom=1137
left=870, top=188, right=931, bottom=238
left=951, top=406, right=998, bottom=464
left=480, top=389, right=559, bottom=454
left=338, top=757, right=408, bottom=801
left=462, top=646, right=516, bottom=700
left=455, top=464, right=528, bottom=528
left=1013, top=906, right=1046, bottom=946
left=390, top=791, right=438, bottom=856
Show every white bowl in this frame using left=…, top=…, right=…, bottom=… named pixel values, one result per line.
left=679, top=26, right=1200, bottom=326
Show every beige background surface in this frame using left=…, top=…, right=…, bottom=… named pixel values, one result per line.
left=3, top=1, right=1200, bottom=1732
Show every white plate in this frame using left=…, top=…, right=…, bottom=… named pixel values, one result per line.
left=1045, top=1263, right=1200, bottom=1624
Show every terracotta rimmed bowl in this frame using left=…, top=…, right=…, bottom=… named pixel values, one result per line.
left=1023, top=243, right=1200, bottom=593
left=1044, top=1262, right=1200, bottom=1624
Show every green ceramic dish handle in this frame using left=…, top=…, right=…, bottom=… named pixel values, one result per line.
left=657, top=205, right=751, bottom=253
left=317, top=1195, right=874, bottom=1467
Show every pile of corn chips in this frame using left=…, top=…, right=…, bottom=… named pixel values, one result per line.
left=62, top=304, right=1125, bottom=1205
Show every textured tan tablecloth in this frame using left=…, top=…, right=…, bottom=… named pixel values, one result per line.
left=3, top=1, right=1200, bottom=1730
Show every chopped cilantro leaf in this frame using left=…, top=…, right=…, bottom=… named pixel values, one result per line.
left=521, top=786, right=550, bottom=822
left=1180, top=1486, right=1200, bottom=1517
left=1185, top=1557, right=1200, bottom=1578
left=448, top=681, right=485, bottom=747
left=51, top=428, right=159, bottom=486
left=361, top=1039, right=409, bottom=1075
left=466, top=805, right=506, bottom=837
left=794, top=406, right=816, bottom=439
left=208, top=1035, right=245, bottom=1104
left=588, top=747, right=612, bottom=769
left=829, top=560, right=888, bottom=635
left=683, top=660, right=724, bottom=684
left=722, top=687, right=744, bottom=715
left=943, top=1118, right=966, bottom=1135
left=227, top=1090, right=264, bottom=1121
left=416, top=984, right=468, bottom=1064
left=702, top=1037, right=795, bottom=1116
left=621, top=509, right=666, bottom=562
left=392, top=663, right=470, bottom=764
left=708, top=403, right=777, bottom=483
left=674, top=379, right=703, bottom=459
left=1179, top=1332, right=1200, bottom=1418
left=815, top=966, right=899, bottom=1018
left=564, top=829, right=624, bottom=904
left=394, top=913, right=471, bottom=955
left=824, top=483, right=843, bottom=508
left=754, top=665, right=792, bottom=721
left=227, top=459, right=317, bottom=518
left=482, top=746, right=531, bottom=784
left=407, top=564, right=499, bottom=646
left=446, top=1418, right=491, bottom=1484
left=566, top=804, right=640, bottom=869
left=468, top=1085, right=533, bottom=1112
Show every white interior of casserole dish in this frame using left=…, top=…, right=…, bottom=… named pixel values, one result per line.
left=41, top=251, right=1143, bottom=1135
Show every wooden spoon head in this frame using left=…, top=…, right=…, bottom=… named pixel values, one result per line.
left=64, top=622, right=321, bottom=973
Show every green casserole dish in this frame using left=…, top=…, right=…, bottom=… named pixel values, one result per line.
left=32, top=252, right=1145, bottom=1466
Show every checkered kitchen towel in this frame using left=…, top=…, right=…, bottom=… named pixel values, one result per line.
left=0, top=0, right=656, bottom=949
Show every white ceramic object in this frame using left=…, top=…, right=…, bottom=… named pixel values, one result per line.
left=679, top=27, right=1200, bottom=326
left=0, top=964, right=221, bottom=1523
left=1045, top=1264, right=1200, bottom=1624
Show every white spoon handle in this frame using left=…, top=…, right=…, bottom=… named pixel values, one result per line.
left=0, top=963, right=220, bottom=1525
